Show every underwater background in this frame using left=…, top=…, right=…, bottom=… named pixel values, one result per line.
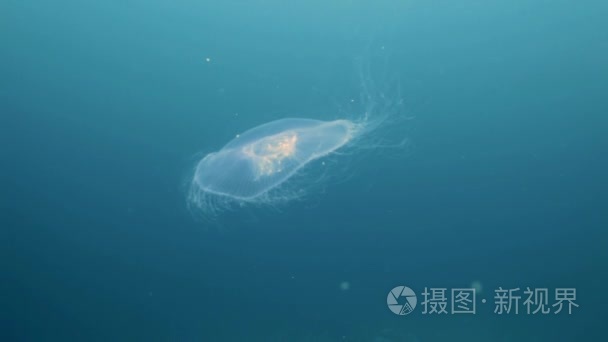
left=2, top=0, right=607, bottom=341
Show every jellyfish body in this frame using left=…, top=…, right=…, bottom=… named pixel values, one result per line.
left=193, top=118, right=357, bottom=202
left=188, top=54, right=406, bottom=216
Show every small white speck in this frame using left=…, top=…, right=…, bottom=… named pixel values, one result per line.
left=236, top=134, right=240, bottom=138
left=205, top=57, right=211, bottom=62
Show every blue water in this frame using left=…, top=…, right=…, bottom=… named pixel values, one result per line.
left=2, top=1, right=607, bottom=341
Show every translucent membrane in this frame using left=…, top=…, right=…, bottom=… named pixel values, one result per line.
left=193, top=118, right=356, bottom=200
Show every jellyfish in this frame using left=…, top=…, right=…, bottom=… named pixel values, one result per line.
left=188, top=65, right=405, bottom=215
left=187, top=117, right=365, bottom=214
left=193, top=118, right=357, bottom=200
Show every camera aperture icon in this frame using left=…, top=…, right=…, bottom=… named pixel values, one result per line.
left=387, top=286, right=417, bottom=315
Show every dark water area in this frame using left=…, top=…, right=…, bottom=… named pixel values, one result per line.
left=2, top=0, right=607, bottom=341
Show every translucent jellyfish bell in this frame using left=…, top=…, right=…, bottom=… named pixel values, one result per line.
left=188, top=52, right=407, bottom=217
left=193, top=118, right=357, bottom=201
